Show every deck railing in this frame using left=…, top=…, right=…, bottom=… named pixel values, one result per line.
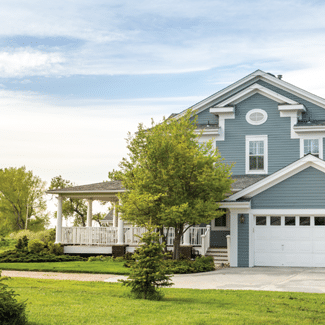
left=61, top=226, right=207, bottom=247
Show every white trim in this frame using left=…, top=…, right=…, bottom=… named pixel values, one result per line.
left=251, top=209, right=325, bottom=215
left=210, top=107, right=234, bottom=114
left=228, top=154, right=325, bottom=201
left=216, top=83, right=298, bottom=107
left=229, top=209, right=238, bottom=267
left=194, top=128, right=220, bottom=135
left=245, top=109, right=268, bottom=126
left=215, top=112, right=235, bottom=141
left=218, top=201, right=251, bottom=209
left=278, top=104, right=306, bottom=112
left=294, top=126, right=325, bottom=133
left=245, top=135, right=268, bottom=175
left=299, top=136, right=323, bottom=159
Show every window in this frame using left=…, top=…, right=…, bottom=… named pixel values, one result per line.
left=315, top=217, right=325, bottom=226
left=246, top=109, right=268, bottom=125
left=256, top=216, right=266, bottom=225
left=270, top=217, right=281, bottom=226
left=285, top=217, right=295, bottom=226
left=300, top=217, right=310, bottom=226
left=246, top=135, right=268, bottom=174
left=212, top=210, right=229, bottom=230
left=300, top=137, right=323, bottom=159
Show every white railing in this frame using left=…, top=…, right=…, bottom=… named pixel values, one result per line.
left=61, top=226, right=209, bottom=248
left=62, top=227, right=118, bottom=245
left=125, top=227, right=147, bottom=245
left=201, top=225, right=211, bottom=256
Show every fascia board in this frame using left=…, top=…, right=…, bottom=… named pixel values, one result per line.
left=210, top=107, right=234, bottom=114
left=46, top=189, right=125, bottom=195
left=215, top=84, right=298, bottom=107
left=227, top=155, right=325, bottom=201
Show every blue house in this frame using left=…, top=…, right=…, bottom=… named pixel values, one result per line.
left=48, top=70, right=325, bottom=267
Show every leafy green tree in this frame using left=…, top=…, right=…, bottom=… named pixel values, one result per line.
left=109, top=110, right=233, bottom=259
left=120, top=225, right=173, bottom=300
left=0, top=167, right=48, bottom=235
left=49, top=176, right=106, bottom=226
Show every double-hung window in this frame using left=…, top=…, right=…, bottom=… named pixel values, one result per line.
left=246, top=135, right=268, bottom=174
left=300, top=137, right=323, bottom=159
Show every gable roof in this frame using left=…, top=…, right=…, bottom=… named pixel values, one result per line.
left=176, top=70, right=325, bottom=119
left=227, top=154, right=325, bottom=201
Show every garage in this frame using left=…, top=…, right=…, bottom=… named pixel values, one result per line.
left=255, top=215, right=325, bottom=267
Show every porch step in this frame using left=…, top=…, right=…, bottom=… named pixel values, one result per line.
left=205, top=248, right=229, bottom=265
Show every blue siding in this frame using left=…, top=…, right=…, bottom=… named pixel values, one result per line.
left=193, top=108, right=218, bottom=125
left=210, top=230, right=229, bottom=247
left=251, top=167, right=325, bottom=209
left=237, top=214, right=249, bottom=267
left=215, top=93, right=300, bottom=175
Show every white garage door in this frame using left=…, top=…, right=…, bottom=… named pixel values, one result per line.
left=255, top=216, right=325, bottom=267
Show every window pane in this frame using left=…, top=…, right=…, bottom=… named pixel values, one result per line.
left=271, top=217, right=281, bottom=226
left=250, top=156, right=257, bottom=169
left=285, top=217, right=295, bottom=226
left=299, top=217, right=310, bottom=226
left=256, top=217, right=266, bottom=225
left=315, top=217, right=325, bottom=226
left=256, top=141, right=264, bottom=155
left=257, top=156, right=264, bottom=169
left=215, top=214, right=227, bottom=227
left=249, top=142, right=256, bottom=155
left=304, top=139, right=319, bottom=156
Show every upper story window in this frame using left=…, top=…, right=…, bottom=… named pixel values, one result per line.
left=246, top=109, right=268, bottom=125
left=245, top=135, right=268, bottom=174
left=300, top=137, right=323, bottom=159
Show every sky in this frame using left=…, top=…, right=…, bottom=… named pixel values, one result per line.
left=1, top=0, right=325, bottom=219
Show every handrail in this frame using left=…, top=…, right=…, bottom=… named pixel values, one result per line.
left=200, top=225, right=211, bottom=256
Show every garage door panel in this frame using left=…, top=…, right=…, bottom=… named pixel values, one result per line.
left=254, top=216, right=325, bottom=267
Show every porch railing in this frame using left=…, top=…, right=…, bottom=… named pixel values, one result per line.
left=61, top=226, right=208, bottom=247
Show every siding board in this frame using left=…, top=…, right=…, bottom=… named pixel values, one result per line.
left=237, top=214, right=249, bottom=267
left=251, top=167, right=325, bottom=209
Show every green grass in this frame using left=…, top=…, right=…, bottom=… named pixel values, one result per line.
left=6, top=277, right=325, bottom=324
left=0, top=260, right=130, bottom=275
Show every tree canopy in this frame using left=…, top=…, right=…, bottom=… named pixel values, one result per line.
left=109, top=110, right=233, bottom=259
left=0, top=166, right=48, bottom=236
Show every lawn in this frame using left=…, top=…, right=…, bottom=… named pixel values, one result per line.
left=0, top=260, right=130, bottom=275
left=7, top=277, right=325, bottom=324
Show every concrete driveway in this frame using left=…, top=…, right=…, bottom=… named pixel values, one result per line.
left=105, top=267, right=325, bottom=293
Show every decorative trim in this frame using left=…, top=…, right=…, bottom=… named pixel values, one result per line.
left=246, top=109, right=268, bottom=126
left=210, top=107, right=234, bottom=114
left=216, top=83, right=298, bottom=107
left=278, top=104, right=306, bottom=112
left=299, top=136, right=323, bottom=159
left=218, top=201, right=251, bottom=209
left=245, top=135, right=268, bottom=175
left=294, top=125, right=325, bottom=133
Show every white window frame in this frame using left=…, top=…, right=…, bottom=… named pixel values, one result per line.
left=246, top=109, right=268, bottom=125
left=211, top=210, right=230, bottom=230
left=299, top=136, right=323, bottom=159
left=245, top=135, right=268, bottom=174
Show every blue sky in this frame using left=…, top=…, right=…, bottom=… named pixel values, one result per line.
left=1, top=0, right=325, bottom=217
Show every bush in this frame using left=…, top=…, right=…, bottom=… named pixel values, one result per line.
left=164, top=256, right=215, bottom=274
left=15, top=236, right=29, bottom=251
left=48, top=243, right=64, bottom=256
left=9, top=229, right=56, bottom=246
left=28, top=239, right=45, bottom=254
left=120, top=225, right=173, bottom=300
left=88, top=255, right=113, bottom=262
left=0, top=271, right=28, bottom=325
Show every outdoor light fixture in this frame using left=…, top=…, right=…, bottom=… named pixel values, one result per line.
left=240, top=214, right=245, bottom=224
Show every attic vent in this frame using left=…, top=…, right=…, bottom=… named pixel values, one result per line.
left=246, top=109, right=268, bottom=125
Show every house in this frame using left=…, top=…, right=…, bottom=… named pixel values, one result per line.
left=48, top=69, right=325, bottom=267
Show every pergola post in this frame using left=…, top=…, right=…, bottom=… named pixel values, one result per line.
left=183, top=224, right=191, bottom=246
left=87, top=199, right=93, bottom=227
left=117, top=214, right=124, bottom=245
left=56, top=196, right=63, bottom=243
left=113, top=203, right=118, bottom=227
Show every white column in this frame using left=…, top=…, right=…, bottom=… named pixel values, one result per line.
left=183, top=224, right=190, bottom=246
left=56, top=196, right=63, bottom=243
left=229, top=209, right=238, bottom=267
left=226, top=235, right=231, bottom=263
left=113, top=204, right=118, bottom=227
left=87, top=199, right=93, bottom=227
left=117, top=214, right=124, bottom=245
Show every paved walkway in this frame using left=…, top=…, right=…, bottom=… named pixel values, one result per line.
left=3, top=267, right=325, bottom=293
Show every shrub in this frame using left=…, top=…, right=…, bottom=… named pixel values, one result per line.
left=9, top=230, right=34, bottom=241
left=88, top=255, right=113, bottom=262
left=28, top=239, right=45, bottom=254
left=15, top=236, right=29, bottom=251
left=0, top=271, right=28, bottom=325
left=9, top=229, right=56, bottom=245
left=164, top=256, right=215, bottom=274
left=48, top=243, right=64, bottom=256
left=120, top=225, right=173, bottom=300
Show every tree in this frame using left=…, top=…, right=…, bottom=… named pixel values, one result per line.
left=0, top=167, right=48, bottom=235
left=120, top=225, right=173, bottom=300
left=49, top=176, right=106, bottom=227
left=109, top=110, right=233, bottom=259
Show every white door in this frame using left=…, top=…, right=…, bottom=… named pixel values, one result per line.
left=254, top=216, right=325, bottom=267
